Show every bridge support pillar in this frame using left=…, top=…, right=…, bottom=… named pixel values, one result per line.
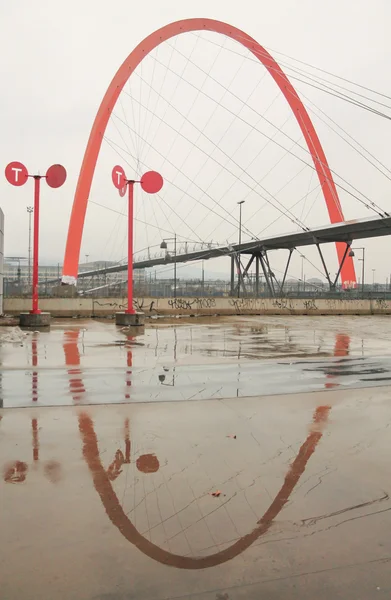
left=316, top=241, right=352, bottom=290
left=280, top=249, right=293, bottom=293
left=255, top=255, right=260, bottom=297
left=259, top=252, right=275, bottom=297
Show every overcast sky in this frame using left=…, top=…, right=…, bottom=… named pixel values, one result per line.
left=1, top=0, right=391, bottom=284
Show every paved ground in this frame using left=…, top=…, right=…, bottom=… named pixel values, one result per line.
left=1, top=316, right=391, bottom=598
left=2, top=315, right=391, bottom=407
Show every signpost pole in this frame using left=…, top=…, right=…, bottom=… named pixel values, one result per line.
left=111, top=167, right=163, bottom=327
left=126, top=182, right=135, bottom=315
left=5, top=162, right=66, bottom=328
left=31, top=176, right=41, bottom=314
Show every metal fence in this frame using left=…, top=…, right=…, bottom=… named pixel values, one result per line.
left=4, top=275, right=391, bottom=300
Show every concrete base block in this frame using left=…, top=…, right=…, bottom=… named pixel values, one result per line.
left=115, top=312, right=145, bottom=327
left=19, top=312, right=51, bottom=329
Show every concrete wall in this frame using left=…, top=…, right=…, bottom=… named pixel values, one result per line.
left=4, top=295, right=391, bottom=317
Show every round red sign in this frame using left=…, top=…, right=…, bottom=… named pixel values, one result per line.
left=140, top=171, right=163, bottom=194
left=119, top=185, right=127, bottom=198
left=5, top=161, right=28, bottom=187
left=112, top=165, right=126, bottom=190
left=46, top=164, right=67, bottom=188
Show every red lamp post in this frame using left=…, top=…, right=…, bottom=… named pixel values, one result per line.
left=5, top=161, right=66, bottom=326
left=111, top=166, right=163, bottom=325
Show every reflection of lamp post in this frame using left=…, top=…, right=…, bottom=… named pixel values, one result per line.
left=158, top=369, right=175, bottom=386
left=161, top=235, right=177, bottom=298
left=372, top=269, right=376, bottom=287
left=349, top=247, right=365, bottom=294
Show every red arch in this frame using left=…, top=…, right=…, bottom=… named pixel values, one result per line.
left=62, top=18, right=356, bottom=286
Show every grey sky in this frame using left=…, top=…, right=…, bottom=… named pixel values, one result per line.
left=1, top=0, right=391, bottom=284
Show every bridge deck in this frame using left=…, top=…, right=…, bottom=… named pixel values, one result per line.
left=73, top=214, right=391, bottom=279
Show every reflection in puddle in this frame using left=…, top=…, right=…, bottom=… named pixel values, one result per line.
left=32, top=417, right=39, bottom=461
left=2, top=319, right=391, bottom=598
left=2, top=415, right=62, bottom=485
left=3, top=460, right=28, bottom=484
left=6, top=325, right=391, bottom=406
left=77, top=404, right=331, bottom=569
left=32, top=337, right=38, bottom=402
left=65, top=333, right=334, bottom=568
left=136, top=453, right=160, bottom=473
left=325, top=333, right=350, bottom=389
left=63, top=330, right=85, bottom=401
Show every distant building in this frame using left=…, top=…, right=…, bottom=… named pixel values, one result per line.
left=307, top=277, right=327, bottom=290
left=3, top=259, right=125, bottom=295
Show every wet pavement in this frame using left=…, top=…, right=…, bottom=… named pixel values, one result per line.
left=1, top=316, right=391, bottom=406
left=1, top=316, right=391, bottom=598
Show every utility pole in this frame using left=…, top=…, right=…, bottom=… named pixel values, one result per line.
left=300, top=254, right=305, bottom=292
left=174, top=234, right=177, bottom=299
left=349, top=247, right=365, bottom=295
left=160, top=234, right=177, bottom=298
left=237, top=200, right=245, bottom=298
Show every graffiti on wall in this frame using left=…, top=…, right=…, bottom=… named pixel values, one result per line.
left=92, top=298, right=156, bottom=314
left=167, top=297, right=216, bottom=311
left=303, top=299, right=318, bottom=311
left=228, top=298, right=266, bottom=312
left=271, top=298, right=295, bottom=312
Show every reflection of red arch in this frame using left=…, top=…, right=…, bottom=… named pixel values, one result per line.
left=78, top=406, right=330, bottom=569
left=325, top=332, right=350, bottom=389
left=62, top=18, right=356, bottom=286
left=64, top=327, right=332, bottom=568
left=63, top=330, right=85, bottom=400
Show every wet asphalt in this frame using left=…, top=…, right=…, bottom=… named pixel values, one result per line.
left=1, top=316, right=391, bottom=599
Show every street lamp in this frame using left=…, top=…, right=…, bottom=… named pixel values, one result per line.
left=372, top=268, right=376, bottom=287
left=349, top=247, right=365, bottom=294
left=6, top=161, right=67, bottom=322
left=111, top=166, right=163, bottom=323
left=237, top=200, right=245, bottom=298
left=161, top=235, right=177, bottom=298
left=27, top=207, right=33, bottom=290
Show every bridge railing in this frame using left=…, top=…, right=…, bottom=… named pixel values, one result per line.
left=4, top=275, right=391, bottom=300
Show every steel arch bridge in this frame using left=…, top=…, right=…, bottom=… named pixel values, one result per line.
left=61, top=18, right=356, bottom=287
